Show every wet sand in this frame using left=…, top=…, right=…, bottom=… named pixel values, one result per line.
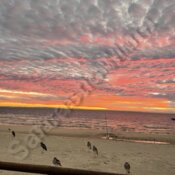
left=0, top=125, right=174, bottom=175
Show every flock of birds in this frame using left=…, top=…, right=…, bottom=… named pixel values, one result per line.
left=39, top=142, right=61, bottom=166
left=87, top=141, right=98, bottom=155
left=8, top=129, right=131, bottom=174
left=8, top=128, right=61, bottom=167
left=87, top=141, right=131, bottom=174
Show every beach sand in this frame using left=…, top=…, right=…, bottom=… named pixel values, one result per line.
left=0, top=125, right=174, bottom=175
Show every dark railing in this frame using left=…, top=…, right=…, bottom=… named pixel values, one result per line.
left=0, top=161, right=126, bottom=175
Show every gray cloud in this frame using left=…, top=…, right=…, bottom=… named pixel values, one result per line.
left=0, top=0, right=175, bottom=103
left=0, top=0, right=174, bottom=61
left=0, top=0, right=174, bottom=36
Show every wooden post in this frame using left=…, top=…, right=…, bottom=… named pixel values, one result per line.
left=0, top=161, right=126, bottom=175
left=105, top=111, right=109, bottom=139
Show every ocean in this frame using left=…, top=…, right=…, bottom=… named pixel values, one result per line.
left=0, top=107, right=174, bottom=135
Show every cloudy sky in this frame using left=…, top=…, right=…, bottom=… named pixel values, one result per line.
left=0, top=0, right=175, bottom=113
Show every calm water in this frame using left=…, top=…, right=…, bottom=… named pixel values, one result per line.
left=0, top=107, right=175, bottom=135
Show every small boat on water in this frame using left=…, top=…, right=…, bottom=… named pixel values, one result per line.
left=171, top=118, right=175, bottom=121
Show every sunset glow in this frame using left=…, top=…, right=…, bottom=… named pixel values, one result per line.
left=0, top=1, right=174, bottom=113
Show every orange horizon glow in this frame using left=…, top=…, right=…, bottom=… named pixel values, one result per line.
left=0, top=90, right=174, bottom=113
left=0, top=102, right=174, bottom=114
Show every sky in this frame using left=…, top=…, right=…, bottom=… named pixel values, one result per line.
left=0, top=0, right=175, bottom=113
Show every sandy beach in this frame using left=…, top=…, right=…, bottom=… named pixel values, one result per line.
left=0, top=125, right=174, bottom=175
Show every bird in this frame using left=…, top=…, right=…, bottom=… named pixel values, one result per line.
left=11, top=130, right=16, bottom=137
left=52, top=157, right=62, bottom=166
left=87, top=141, right=91, bottom=149
left=40, top=142, right=47, bottom=151
left=124, top=162, right=130, bottom=174
left=92, top=145, right=98, bottom=155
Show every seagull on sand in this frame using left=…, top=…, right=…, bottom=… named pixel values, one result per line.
left=40, top=142, right=47, bottom=151
left=87, top=141, right=91, bottom=149
left=124, top=162, right=130, bottom=174
left=11, top=130, right=16, bottom=137
left=92, top=145, right=98, bottom=155
left=52, top=157, right=62, bottom=166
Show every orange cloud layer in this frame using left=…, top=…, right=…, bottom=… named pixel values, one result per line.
left=0, top=89, right=173, bottom=113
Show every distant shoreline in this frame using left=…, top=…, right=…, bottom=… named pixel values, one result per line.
left=1, top=124, right=175, bottom=145
left=0, top=106, right=175, bottom=115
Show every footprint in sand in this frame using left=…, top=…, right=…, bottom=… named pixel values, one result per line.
left=89, top=162, right=100, bottom=166
left=137, top=152, right=142, bottom=155
left=65, top=149, right=72, bottom=153
left=111, top=155, right=117, bottom=161
left=104, top=160, right=110, bottom=164
left=62, top=152, right=68, bottom=156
